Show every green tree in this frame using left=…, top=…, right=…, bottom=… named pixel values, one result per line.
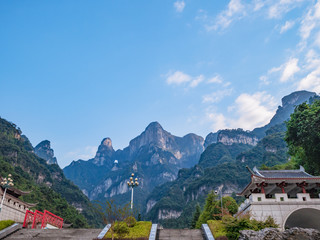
left=221, top=196, right=238, bottom=215
left=285, top=100, right=320, bottom=174
left=196, top=191, right=220, bottom=228
left=190, top=204, right=201, bottom=229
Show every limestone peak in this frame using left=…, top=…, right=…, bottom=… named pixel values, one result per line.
left=34, top=140, right=58, bottom=165
left=101, top=137, right=113, bottom=148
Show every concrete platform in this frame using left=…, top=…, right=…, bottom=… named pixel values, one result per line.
left=156, top=229, right=204, bottom=240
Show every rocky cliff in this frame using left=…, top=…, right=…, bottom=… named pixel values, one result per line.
left=217, top=129, right=258, bottom=146
left=63, top=122, right=204, bottom=211
left=34, top=140, right=58, bottom=165
left=93, top=138, right=115, bottom=166
left=252, top=90, right=316, bottom=138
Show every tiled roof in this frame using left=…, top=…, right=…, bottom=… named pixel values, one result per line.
left=253, top=166, right=318, bottom=179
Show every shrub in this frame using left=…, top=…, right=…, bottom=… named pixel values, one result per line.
left=125, top=216, right=137, bottom=227
left=223, top=215, right=278, bottom=240
left=0, top=220, right=15, bottom=231
left=114, top=221, right=129, bottom=235
left=207, top=220, right=227, bottom=238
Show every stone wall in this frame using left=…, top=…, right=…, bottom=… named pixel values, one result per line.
left=0, top=195, right=29, bottom=223
left=237, top=193, right=320, bottom=230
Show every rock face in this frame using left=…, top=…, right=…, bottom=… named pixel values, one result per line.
left=34, top=140, right=58, bottom=165
left=63, top=121, right=204, bottom=210
left=125, top=122, right=204, bottom=168
left=239, top=227, right=320, bottom=240
left=158, top=209, right=182, bottom=220
left=217, top=129, right=259, bottom=146
left=253, top=90, right=316, bottom=138
left=93, top=138, right=115, bottom=166
left=204, top=131, right=219, bottom=148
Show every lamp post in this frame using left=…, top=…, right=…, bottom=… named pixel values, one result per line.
left=0, top=174, right=14, bottom=213
left=127, top=173, right=139, bottom=209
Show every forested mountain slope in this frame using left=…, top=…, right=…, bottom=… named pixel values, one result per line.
left=0, top=117, right=102, bottom=227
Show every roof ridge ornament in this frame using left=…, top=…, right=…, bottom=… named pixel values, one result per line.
left=299, top=165, right=305, bottom=172
left=253, top=166, right=264, bottom=177
left=246, top=166, right=255, bottom=175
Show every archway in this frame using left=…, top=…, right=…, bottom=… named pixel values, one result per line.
left=284, top=208, right=320, bottom=230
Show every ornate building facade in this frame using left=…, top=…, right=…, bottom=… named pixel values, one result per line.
left=237, top=166, right=320, bottom=230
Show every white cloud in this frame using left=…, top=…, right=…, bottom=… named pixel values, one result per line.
left=280, top=58, right=300, bottom=82
left=66, top=146, right=98, bottom=160
left=259, top=75, right=270, bottom=85
left=207, top=75, right=223, bottom=84
left=297, top=49, right=320, bottom=92
left=208, top=112, right=228, bottom=132
left=230, top=92, right=277, bottom=130
left=202, top=89, right=233, bottom=103
left=174, top=1, right=185, bottom=13
left=166, top=71, right=192, bottom=85
left=299, top=1, right=320, bottom=43
left=190, top=75, right=204, bottom=88
left=262, top=58, right=300, bottom=83
left=208, top=0, right=245, bottom=31
left=253, top=0, right=265, bottom=11
left=280, top=20, right=295, bottom=33
left=205, top=92, right=278, bottom=132
left=268, top=0, right=305, bottom=19
left=297, top=69, right=320, bottom=92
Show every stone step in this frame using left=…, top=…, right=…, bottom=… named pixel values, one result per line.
left=4, top=228, right=102, bottom=240
left=157, top=229, right=204, bottom=240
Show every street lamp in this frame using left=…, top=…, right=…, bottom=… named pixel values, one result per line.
left=127, top=173, right=139, bottom=209
left=215, top=189, right=223, bottom=217
left=0, top=174, right=14, bottom=213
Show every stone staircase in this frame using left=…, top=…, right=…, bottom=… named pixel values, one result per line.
left=3, top=228, right=102, bottom=240
left=156, top=229, right=205, bottom=240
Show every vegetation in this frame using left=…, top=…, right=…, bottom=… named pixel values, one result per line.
left=208, top=215, right=278, bottom=240
left=146, top=127, right=288, bottom=228
left=0, top=117, right=101, bottom=228
left=0, top=220, right=15, bottom=231
left=195, top=192, right=238, bottom=228
left=94, top=200, right=133, bottom=240
left=285, top=100, right=320, bottom=175
left=190, top=204, right=201, bottom=228
left=104, top=221, right=152, bottom=240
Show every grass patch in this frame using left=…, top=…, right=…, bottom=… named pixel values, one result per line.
left=104, top=221, right=152, bottom=240
left=0, top=220, right=15, bottom=231
left=207, top=220, right=227, bottom=238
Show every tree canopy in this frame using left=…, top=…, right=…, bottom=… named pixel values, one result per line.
left=285, top=100, right=320, bottom=175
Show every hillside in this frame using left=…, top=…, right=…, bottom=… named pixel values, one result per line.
left=0, top=117, right=102, bottom=228
left=145, top=124, right=289, bottom=228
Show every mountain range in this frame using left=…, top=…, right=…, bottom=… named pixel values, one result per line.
left=0, top=90, right=315, bottom=228
left=62, top=90, right=317, bottom=227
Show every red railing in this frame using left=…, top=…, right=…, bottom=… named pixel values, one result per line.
left=22, top=210, right=34, bottom=228
left=32, top=210, right=44, bottom=229
left=23, top=209, right=63, bottom=229
left=41, top=210, right=63, bottom=229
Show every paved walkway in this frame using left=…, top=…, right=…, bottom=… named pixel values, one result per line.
left=156, top=229, right=204, bottom=240
left=4, top=228, right=102, bottom=240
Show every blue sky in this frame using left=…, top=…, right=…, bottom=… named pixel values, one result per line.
left=1, top=0, right=320, bottom=168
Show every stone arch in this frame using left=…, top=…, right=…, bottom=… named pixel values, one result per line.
left=284, top=207, right=320, bottom=230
